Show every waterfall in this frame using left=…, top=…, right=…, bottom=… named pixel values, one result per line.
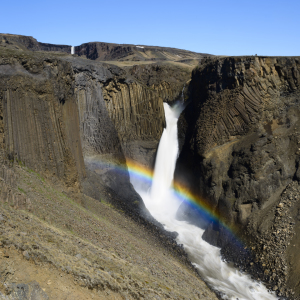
left=131, top=103, right=278, bottom=300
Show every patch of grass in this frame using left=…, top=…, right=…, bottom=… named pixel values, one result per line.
left=23, top=166, right=45, bottom=182
left=18, top=187, right=26, bottom=194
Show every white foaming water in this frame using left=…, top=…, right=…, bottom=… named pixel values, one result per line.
left=131, top=103, right=278, bottom=300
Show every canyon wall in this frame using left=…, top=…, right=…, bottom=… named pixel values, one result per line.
left=102, top=62, right=191, bottom=167
left=0, top=36, right=219, bottom=300
left=176, top=56, right=300, bottom=298
left=0, top=36, right=193, bottom=212
left=0, top=50, right=84, bottom=192
left=0, top=48, right=149, bottom=210
left=64, top=57, right=191, bottom=208
left=66, top=57, right=191, bottom=169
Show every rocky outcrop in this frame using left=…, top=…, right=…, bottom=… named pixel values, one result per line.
left=0, top=36, right=193, bottom=211
left=176, top=56, right=300, bottom=298
left=0, top=281, right=49, bottom=300
left=0, top=34, right=71, bottom=53
left=66, top=58, right=143, bottom=208
left=75, top=41, right=208, bottom=62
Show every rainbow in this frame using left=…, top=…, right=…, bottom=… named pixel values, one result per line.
left=127, top=159, right=237, bottom=233
left=85, top=156, right=243, bottom=245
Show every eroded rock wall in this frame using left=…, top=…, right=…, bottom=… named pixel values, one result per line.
left=0, top=50, right=85, bottom=191
left=66, top=58, right=191, bottom=208
left=101, top=63, right=192, bottom=168
left=102, top=78, right=166, bottom=167
left=69, top=59, right=141, bottom=208
left=176, top=56, right=300, bottom=297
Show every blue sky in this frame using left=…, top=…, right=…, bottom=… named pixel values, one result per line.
left=2, top=0, right=299, bottom=56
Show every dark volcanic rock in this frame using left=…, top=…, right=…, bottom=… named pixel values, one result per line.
left=0, top=37, right=194, bottom=213
left=175, top=55, right=300, bottom=298
left=75, top=41, right=208, bottom=62
left=0, top=33, right=71, bottom=53
left=0, top=49, right=85, bottom=190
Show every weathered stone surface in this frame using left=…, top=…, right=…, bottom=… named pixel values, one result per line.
left=0, top=50, right=85, bottom=190
left=0, top=281, right=49, bottom=300
left=65, top=56, right=192, bottom=169
left=176, top=56, right=300, bottom=298
left=0, top=40, right=192, bottom=211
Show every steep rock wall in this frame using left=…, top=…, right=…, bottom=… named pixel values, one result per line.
left=102, top=78, right=166, bottom=167
left=69, top=59, right=142, bottom=208
left=67, top=58, right=192, bottom=169
left=101, top=63, right=192, bottom=167
left=64, top=57, right=191, bottom=208
left=0, top=50, right=84, bottom=191
left=176, top=56, right=300, bottom=298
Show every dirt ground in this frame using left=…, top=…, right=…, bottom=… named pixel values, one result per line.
left=0, top=164, right=217, bottom=299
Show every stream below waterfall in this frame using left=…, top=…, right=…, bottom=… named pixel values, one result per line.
left=130, top=103, right=278, bottom=300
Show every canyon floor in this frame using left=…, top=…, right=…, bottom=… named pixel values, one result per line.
left=0, top=163, right=217, bottom=300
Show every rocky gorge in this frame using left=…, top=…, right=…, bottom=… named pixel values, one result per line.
left=0, top=33, right=217, bottom=300
left=176, top=56, right=300, bottom=298
left=0, top=33, right=300, bottom=299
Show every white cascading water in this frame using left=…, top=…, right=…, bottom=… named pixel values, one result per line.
left=131, top=103, right=278, bottom=300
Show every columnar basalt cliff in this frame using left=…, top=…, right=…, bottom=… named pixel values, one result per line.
left=0, top=50, right=84, bottom=192
left=0, top=44, right=191, bottom=209
left=66, top=56, right=192, bottom=168
left=63, top=57, right=192, bottom=209
left=176, top=56, right=300, bottom=298
left=101, top=62, right=192, bottom=167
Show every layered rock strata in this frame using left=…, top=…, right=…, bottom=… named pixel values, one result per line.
left=176, top=56, right=300, bottom=298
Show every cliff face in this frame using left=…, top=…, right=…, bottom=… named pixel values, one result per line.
left=0, top=44, right=192, bottom=212
left=63, top=57, right=190, bottom=206
left=0, top=49, right=84, bottom=191
left=65, top=58, right=142, bottom=208
left=67, top=57, right=192, bottom=169
left=0, top=34, right=71, bottom=53
left=75, top=41, right=207, bottom=62
left=102, top=62, right=195, bottom=167
left=176, top=56, right=300, bottom=297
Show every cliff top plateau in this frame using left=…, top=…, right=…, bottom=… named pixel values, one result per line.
left=0, top=33, right=211, bottom=68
